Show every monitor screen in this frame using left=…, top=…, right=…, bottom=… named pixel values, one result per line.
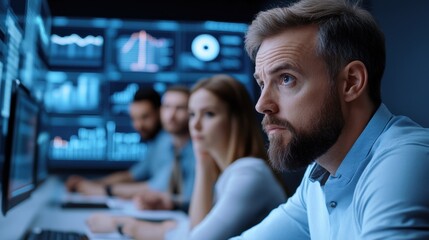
left=49, top=19, right=106, bottom=70
left=43, top=72, right=103, bottom=114
left=45, top=17, right=255, bottom=170
left=115, top=29, right=175, bottom=73
left=1, top=79, right=39, bottom=215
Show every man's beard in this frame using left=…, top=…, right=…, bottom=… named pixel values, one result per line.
left=164, top=122, right=189, bottom=136
left=139, top=123, right=162, bottom=141
left=263, top=90, right=344, bottom=172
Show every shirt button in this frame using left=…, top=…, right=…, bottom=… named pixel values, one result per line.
left=330, top=201, right=337, bottom=208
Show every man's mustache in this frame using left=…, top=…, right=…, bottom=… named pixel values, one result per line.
left=261, top=116, right=294, bottom=134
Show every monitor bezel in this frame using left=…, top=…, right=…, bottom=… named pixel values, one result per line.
left=1, top=79, right=39, bottom=215
left=33, top=107, right=49, bottom=187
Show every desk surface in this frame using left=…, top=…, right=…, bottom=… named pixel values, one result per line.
left=0, top=176, right=187, bottom=240
left=0, top=177, right=103, bottom=240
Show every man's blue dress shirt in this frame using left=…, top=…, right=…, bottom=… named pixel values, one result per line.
left=232, top=104, right=429, bottom=239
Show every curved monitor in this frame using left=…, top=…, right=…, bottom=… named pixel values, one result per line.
left=1, top=79, right=39, bottom=215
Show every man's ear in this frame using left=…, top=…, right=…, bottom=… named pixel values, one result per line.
left=339, top=60, right=368, bottom=102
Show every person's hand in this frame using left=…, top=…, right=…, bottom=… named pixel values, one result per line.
left=110, top=182, right=149, bottom=199
left=86, top=213, right=117, bottom=233
left=75, top=180, right=106, bottom=196
left=194, top=148, right=220, bottom=180
left=87, top=214, right=138, bottom=235
left=65, top=175, right=85, bottom=192
left=133, top=191, right=173, bottom=210
left=121, top=219, right=177, bottom=240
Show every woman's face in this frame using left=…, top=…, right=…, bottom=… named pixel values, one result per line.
left=188, top=89, right=230, bottom=155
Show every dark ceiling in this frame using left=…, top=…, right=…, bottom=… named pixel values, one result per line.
left=46, top=0, right=281, bottom=23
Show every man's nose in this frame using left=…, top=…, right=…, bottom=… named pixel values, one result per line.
left=255, top=88, right=279, bottom=115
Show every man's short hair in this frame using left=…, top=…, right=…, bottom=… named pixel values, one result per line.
left=133, top=87, right=162, bottom=109
left=245, top=0, right=385, bottom=105
left=165, top=85, right=190, bottom=97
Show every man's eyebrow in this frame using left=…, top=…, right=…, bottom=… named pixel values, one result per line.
left=253, top=62, right=299, bottom=81
left=270, top=62, right=300, bottom=74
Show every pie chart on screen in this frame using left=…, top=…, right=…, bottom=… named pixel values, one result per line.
left=191, top=34, right=220, bottom=61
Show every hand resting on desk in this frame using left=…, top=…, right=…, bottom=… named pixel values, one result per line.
left=65, top=175, right=86, bottom=192
left=87, top=213, right=177, bottom=240
left=65, top=175, right=107, bottom=196
left=87, top=213, right=136, bottom=233
left=133, top=191, right=174, bottom=210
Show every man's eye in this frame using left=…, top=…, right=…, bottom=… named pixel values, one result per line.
left=282, top=74, right=295, bottom=85
left=205, top=111, right=215, bottom=117
left=258, top=82, right=264, bottom=90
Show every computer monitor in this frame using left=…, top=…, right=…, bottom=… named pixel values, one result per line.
left=33, top=110, right=50, bottom=187
left=1, top=79, right=39, bottom=215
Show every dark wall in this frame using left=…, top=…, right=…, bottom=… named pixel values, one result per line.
left=371, top=0, right=429, bottom=127
left=47, top=0, right=265, bottom=23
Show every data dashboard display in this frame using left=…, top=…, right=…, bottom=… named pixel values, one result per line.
left=44, top=17, right=255, bottom=168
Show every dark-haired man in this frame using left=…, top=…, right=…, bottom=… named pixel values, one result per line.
left=65, top=86, right=195, bottom=206
left=65, top=87, right=163, bottom=196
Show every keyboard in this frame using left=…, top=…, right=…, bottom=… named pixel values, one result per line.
left=27, top=229, right=89, bottom=240
left=61, top=201, right=109, bottom=209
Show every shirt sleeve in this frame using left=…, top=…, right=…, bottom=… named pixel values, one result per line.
left=129, top=131, right=169, bottom=182
left=129, top=156, right=151, bottom=181
left=232, top=167, right=312, bottom=240
left=355, top=143, right=429, bottom=239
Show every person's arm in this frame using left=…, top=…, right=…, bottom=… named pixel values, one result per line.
left=133, top=190, right=174, bottom=210
left=65, top=175, right=86, bottom=192
left=96, top=170, right=134, bottom=185
left=108, top=181, right=150, bottom=199
left=86, top=213, right=135, bottom=233
left=65, top=175, right=107, bottom=196
left=65, top=170, right=136, bottom=196
left=97, top=170, right=148, bottom=198
left=123, top=219, right=177, bottom=240
left=189, top=150, right=220, bottom=228
left=233, top=166, right=312, bottom=240
left=87, top=213, right=176, bottom=240
left=190, top=159, right=286, bottom=240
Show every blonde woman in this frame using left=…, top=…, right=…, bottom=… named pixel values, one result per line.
left=87, top=74, right=286, bottom=240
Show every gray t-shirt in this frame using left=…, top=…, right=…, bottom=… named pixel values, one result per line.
left=167, top=157, right=286, bottom=240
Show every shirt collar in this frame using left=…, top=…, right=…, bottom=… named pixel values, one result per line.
left=309, top=103, right=393, bottom=183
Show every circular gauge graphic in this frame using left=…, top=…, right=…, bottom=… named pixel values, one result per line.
left=191, top=34, right=220, bottom=62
